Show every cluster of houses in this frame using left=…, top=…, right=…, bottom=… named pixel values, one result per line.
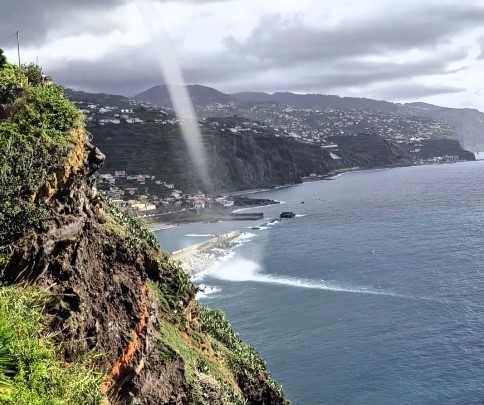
left=96, top=170, right=234, bottom=213
left=414, top=155, right=461, bottom=164
left=75, top=104, right=146, bottom=125
left=197, top=102, right=456, bottom=146
left=203, top=115, right=283, bottom=137
left=69, top=95, right=181, bottom=127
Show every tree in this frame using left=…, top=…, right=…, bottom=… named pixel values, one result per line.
left=21, top=63, right=42, bottom=86
left=0, top=50, right=6, bottom=69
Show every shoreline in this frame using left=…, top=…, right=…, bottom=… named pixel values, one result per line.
left=148, top=159, right=479, bottom=231
left=154, top=159, right=482, bottom=279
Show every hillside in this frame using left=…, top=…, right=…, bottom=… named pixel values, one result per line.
left=90, top=121, right=341, bottom=193
left=230, top=91, right=484, bottom=150
left=89, top=118, right=420, bottom=194
left=61, top=87, right=475, bottom=196
left=133, top=84, right=484, bottom=150
left=232, top=91, right=398, bottom=113
left=0, top=58, right=287, bottom=403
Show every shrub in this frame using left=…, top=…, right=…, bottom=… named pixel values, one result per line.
left=0, top=58, right=82, bottom=267
left=7, top=84, right=81, bottom=142
left=0, top=130, right=67, bottom=263
left=0, top=50, right=6, bottom=69
left=0, top=64, right=23, bottom=105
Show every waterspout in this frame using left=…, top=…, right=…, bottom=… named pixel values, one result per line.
left=136, top=4, right=211, bottom=189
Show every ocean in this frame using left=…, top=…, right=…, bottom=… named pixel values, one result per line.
left=155, top=161, right=484, bottom=405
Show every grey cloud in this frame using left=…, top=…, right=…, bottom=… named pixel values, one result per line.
left=225, top=6, right=484, bottom=67
left=180, top=46, right=468, bottom=94
left=369, top=83, right=465, bottom=100
left=45, top=34, right=469, bottom=97
left=48, top=51, right=161, bottom=96
left=0, top=0, right=125, bottom=47
left=15, top=0, right=481, bottom=106
left=0, top=0, right=233, bottom=49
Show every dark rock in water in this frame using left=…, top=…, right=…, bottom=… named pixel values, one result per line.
left=280, top=212, right=296, bottom=219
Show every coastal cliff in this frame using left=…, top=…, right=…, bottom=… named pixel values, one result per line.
left=89, top=121, right=413, bottom=193
left=0, top=61, right=287, bottom=403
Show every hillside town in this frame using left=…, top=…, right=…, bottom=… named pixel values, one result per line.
left=96, top=170, right=234, bottom=214
left=197, top=102, right=457, bottom=145
left=68, top=89, right=457, bottom=148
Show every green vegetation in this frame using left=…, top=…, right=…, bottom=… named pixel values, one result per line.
left=147, top=254, right=194, bottom=314
left=0, top=64, right=24, bottom=105
left=156, top=318, right=246, bottom=405
left=99, top=192, right=159, bottom=251
left=0, top=50, right=6, bottom=68
left=0, top=52, right=82, bottom=267
left=199, top=307, right=285, bottom=398
left=21, top=63, right=43, bottom=87
left=0, top=286, right=102, bottom=404
left=149, top=277, right=285, bottom=404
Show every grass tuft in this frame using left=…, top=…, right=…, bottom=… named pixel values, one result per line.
left=0, top=285, right=103, bottom=405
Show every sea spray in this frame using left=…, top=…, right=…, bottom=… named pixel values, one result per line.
left=195, top=285, right=222, bottom=299
left=201, top=256, right=405, bottom=298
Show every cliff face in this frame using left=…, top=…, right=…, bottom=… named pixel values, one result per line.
left=206, top=132, right=339, bottom=191
left=91, top=123, right=414, bottom=193
left=328, top=133, right=413, bottom=168
left=0, top=72, right=287, bottom=403
left=90, top=122, right=339, bottom=192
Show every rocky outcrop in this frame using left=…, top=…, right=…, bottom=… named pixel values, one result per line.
left=2, top=126, right=288, bottom=404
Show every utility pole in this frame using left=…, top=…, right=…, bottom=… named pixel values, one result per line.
left=16, top=31, right=21, bottom=70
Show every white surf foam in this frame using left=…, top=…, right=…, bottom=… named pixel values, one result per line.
left=234, top=232, right=257, bottom=241
left=191, top=251, right=236, bottom=282
left=207, top=258, right=402, bottom=297
left=185, top=234, right=213, bottom=237
left=295, top=214, right=307, bottom=218
left=195, top=285, right=221, bottom=299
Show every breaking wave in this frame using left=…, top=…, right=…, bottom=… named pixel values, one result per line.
left=200, top=257, right=403, bottom=297
left=195, top=285, right=222, bottom=299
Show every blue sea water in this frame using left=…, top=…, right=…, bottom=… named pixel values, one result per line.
left=156, top=162, right=484, bottom=405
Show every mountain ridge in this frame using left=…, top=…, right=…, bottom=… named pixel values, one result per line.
left=134, top=84, right=236, bottom=107
left=133, top=84, right=484, bottom=150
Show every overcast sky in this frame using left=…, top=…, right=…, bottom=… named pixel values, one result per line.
left=2, top=0, right=484, bottom=111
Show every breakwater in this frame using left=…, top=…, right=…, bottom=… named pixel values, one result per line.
left=171, top=231, right=241, bottom=276
left=143, top=209, right=263, bottom=225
